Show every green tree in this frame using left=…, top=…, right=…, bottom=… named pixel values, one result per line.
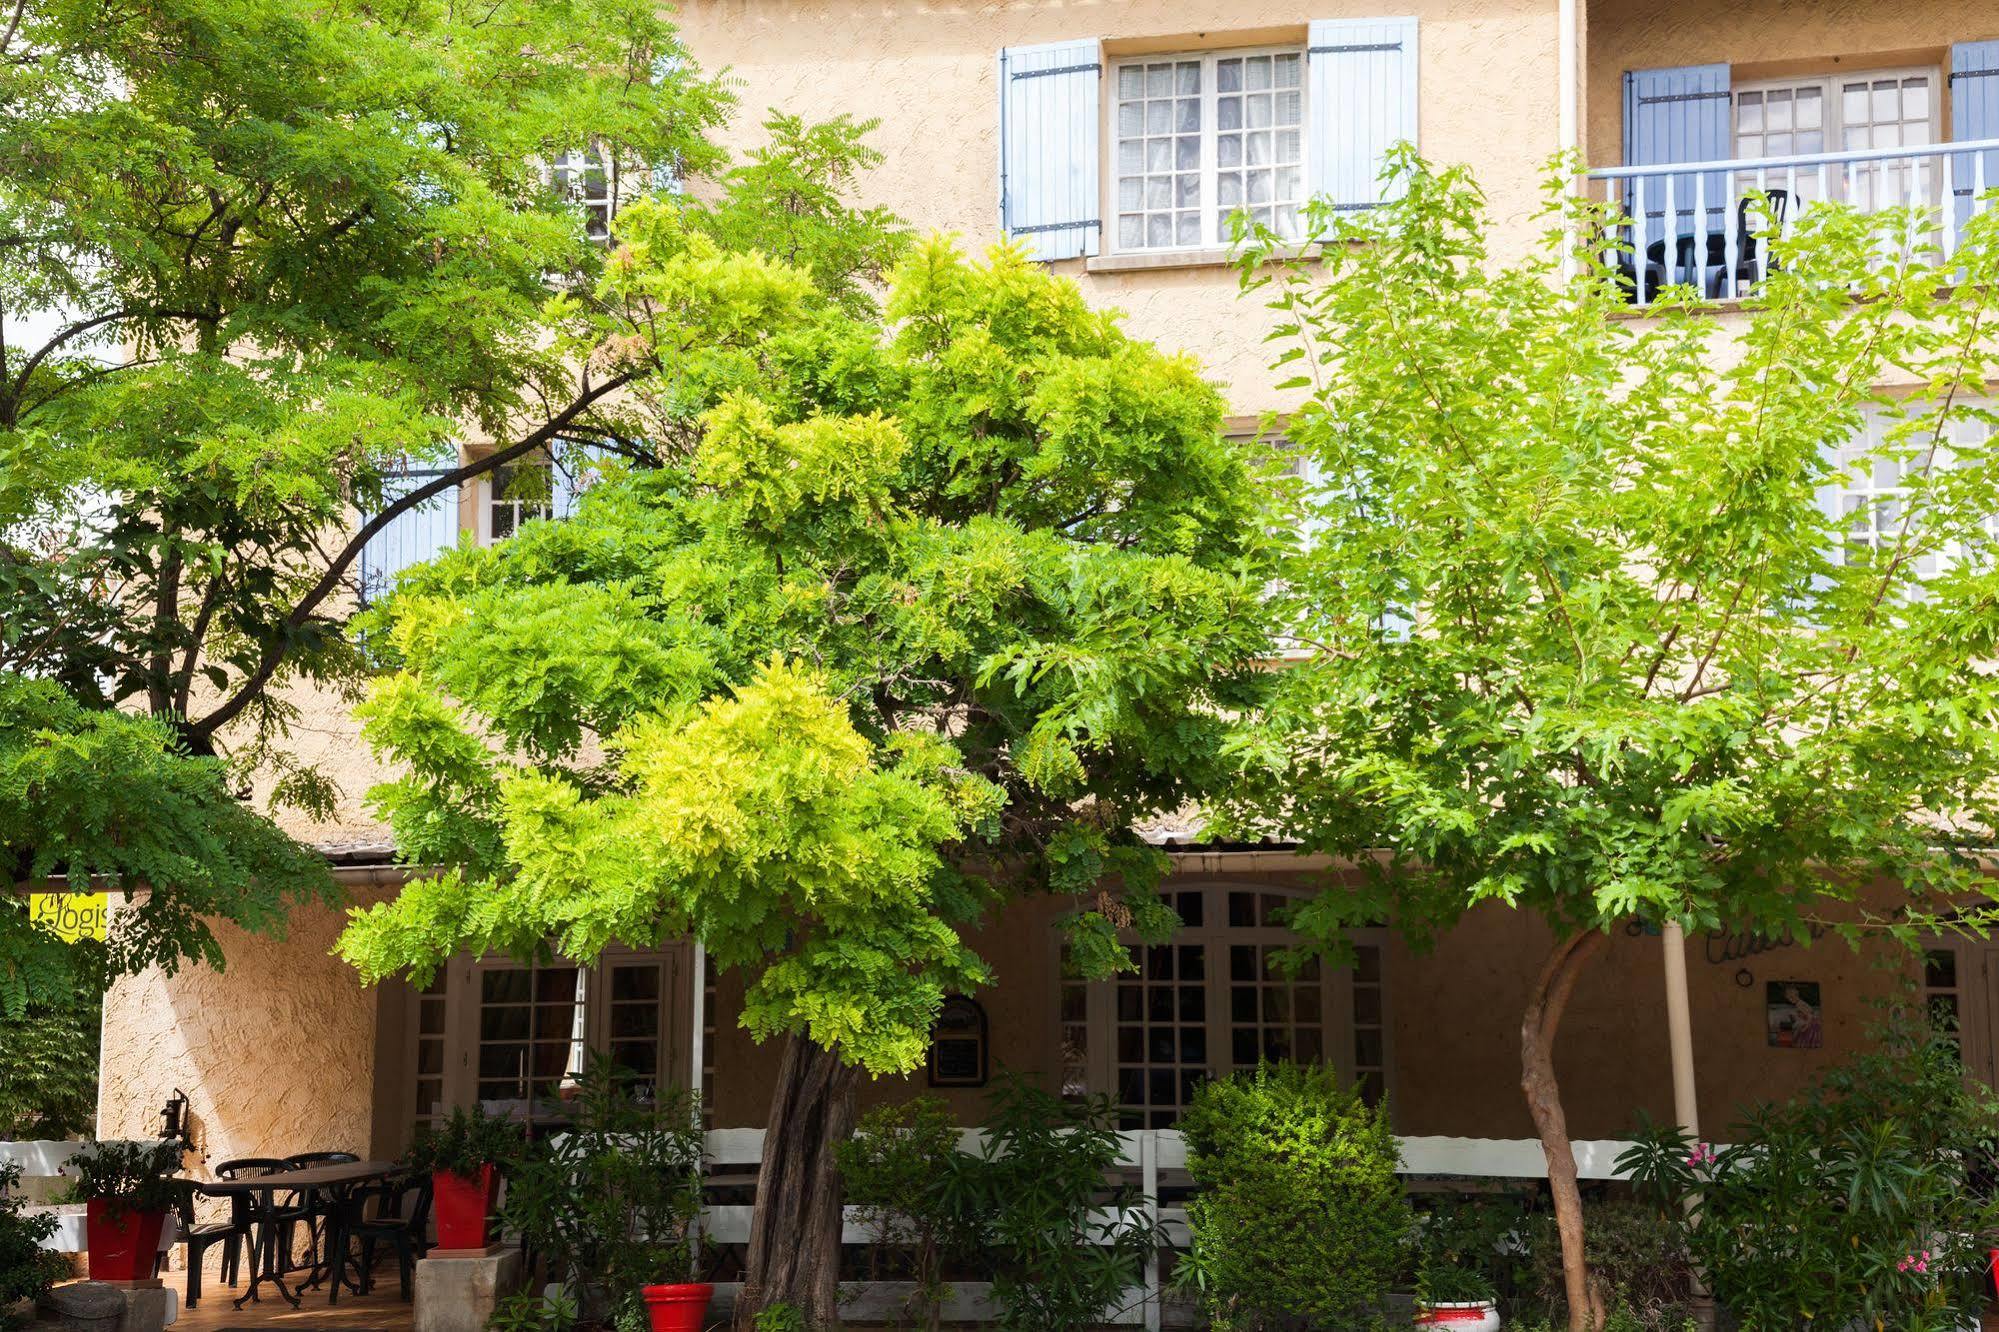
left=1220, top=155, right=1999, bottom=1331
left=335, top=232, right=1278, bottom=1326
left=0, top=0, right=902, bottom=1009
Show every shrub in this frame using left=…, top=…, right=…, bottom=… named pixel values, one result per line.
left=499, top=1058, right=704, bottom=1330
left=1621, top=1020, right=1999, bottom=1332
left=836, top=1095, right=973, bottom=1332
left=407, top=1103, right=527, bottom=1179
left=59, top=1139, right=181, bottom=1215
left=0, top=1163, right=68, bottom=1328
left=1177, top=1063, right=1409, bottom=1330
left=966, top=1078, right=1158, bottom=1332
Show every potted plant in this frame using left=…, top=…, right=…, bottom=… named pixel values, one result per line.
left=499, top=1058, right=707, bottom=1332
left=407, top=1105, right=525, bottom=1251
left=60, top=1140, right=182, bottom=1281
left=1412, top=1262, right=1500, bottom=1330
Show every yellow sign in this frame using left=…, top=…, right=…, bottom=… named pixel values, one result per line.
left=28, top=893, right=108, bottom=942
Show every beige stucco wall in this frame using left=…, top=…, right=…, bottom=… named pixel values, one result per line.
left=1586, top=0, right=1999, bottom=169
left=675, top=0, right=1565, bottom=416
left=96, top=882, right=400, bottom=1173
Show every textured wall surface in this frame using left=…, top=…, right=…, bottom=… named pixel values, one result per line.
left=1588, top=0, right=1999, bottom=167
left=675, top=0, right=1563, bottom=417
left=97, top=887, right=398, bottom=1173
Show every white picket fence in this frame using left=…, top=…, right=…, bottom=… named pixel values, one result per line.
left=5, top=1131, right=1644, bottom=1327
left=698, top=1129, right=1644, bottom=1330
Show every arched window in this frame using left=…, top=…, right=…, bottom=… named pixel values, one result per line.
left=1057, top=882, right=1390, bottom=1129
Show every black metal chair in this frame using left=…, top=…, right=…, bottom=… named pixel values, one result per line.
left=326, top=1174, right=433, bottom=1304
left=156, top=1178, right=248, bottom=1308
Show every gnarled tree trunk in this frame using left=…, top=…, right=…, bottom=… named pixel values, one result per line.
left=735, top=1034, right=860, bottom=1332
left=1521, top=929, right=1609, bottom=1332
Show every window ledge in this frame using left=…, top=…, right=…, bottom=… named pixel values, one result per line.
left=1085, top=243, right=1319, bottom=274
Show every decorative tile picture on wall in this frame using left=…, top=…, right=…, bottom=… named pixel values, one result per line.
left=1767, top=980, right=1823, bottom=1049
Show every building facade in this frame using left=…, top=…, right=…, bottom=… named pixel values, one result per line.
left=95, top=0, right=1999, bottom=1186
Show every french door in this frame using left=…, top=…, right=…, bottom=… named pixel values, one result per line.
left=1064, top=882, right=1391, bottom=1129
left=409, top=945, right=690, bottom=1135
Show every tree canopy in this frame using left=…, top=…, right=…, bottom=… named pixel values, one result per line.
left=332, top=227, right=1278, bottom=1324
left=0, top=0, right=899, bottom=1008
left=1220, top=154, right=1999, bottom=1330
left=336, top=228, right=1280, bottom=1063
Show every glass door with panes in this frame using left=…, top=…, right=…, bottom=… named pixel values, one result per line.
left=408, top=947, right=687, bottom=1137
left=1733, top=70, right=1938, bottom=212
left=1064, top=882, right=1390, bottom=1128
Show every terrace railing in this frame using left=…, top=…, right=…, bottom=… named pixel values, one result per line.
left=696, top=1128, right=1647, bottom=1330
left=1584, top=137, right=1999, bottom=308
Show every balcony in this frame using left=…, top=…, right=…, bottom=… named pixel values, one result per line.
left=1585, top=139, right=1999, bottom=309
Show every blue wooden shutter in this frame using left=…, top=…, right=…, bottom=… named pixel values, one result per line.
left=1623, top=64, right=1731, bottom=238
left=998, top=39, right=1102, bottom=261
left=1950, top=42, right=1999, bottom=242
left=1305, top=17, right=1419, bottom=212
left=357, top=468, right=460, bottom=605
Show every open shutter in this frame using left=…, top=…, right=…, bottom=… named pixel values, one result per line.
left=1950, top=42, right=1999, bottom=243
left=357, top=468, right=460, bottom=606
left=1305, top=17, right=1419, bottom=212
left=1623, top=64, right=1731, bottom=239
left=998, top=39, right=1102, bottom=261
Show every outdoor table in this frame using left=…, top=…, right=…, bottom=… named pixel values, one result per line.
left=197, top=1159, right=402, bottom=1310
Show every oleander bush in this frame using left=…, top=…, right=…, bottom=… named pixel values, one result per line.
left=1621, top=1020, right=1999, bottom=1332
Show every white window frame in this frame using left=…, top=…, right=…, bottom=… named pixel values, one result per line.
left=478, top=458, right=554, bottom=545
left=1732, top=67, right=1941, bottom=209
left=1108, top=45, right=1309, bottom=256
left=547, top=145, right=619, bottom=243
left=1821, top=400, right=1999, bottom=576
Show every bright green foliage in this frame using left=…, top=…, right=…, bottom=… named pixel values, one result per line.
left=0, top=979, right=100, bottom=1137
left=1621, top=1023, right=1999, bottom=1330
left=0, top=675, right=333, bottom=1015
left=0, top=0, right=906, bottom=1016
left=336, top=237, right=1277, bottom=1075
left=1222, top=150, right=1999, bottom=960
left=1177, top=1064, right=1410, bottom=1330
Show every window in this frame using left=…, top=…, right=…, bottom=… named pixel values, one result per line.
left=1061, top=883, right=1389, bottom=1128
left=408, top=947, right=686, bottom=1137
left=484, top=460, right=552, bottom=543
left=549, top=146, right=616, bottom=242
left=1820, top=403, right=1999, bottom=577
left=1112, top=49, right=1306, bottom=253
left=1734, top=70, right=1938, bottom=209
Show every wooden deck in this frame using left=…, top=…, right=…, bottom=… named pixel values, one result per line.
left=168, top=1284, right=413, bottom=1332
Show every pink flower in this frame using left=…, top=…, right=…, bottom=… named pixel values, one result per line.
left=1686, top=1142, right=1716, bottom=1169
left=1897, top=1250, right=1932, bottom=1276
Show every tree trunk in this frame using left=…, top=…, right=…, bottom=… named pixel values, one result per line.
left=1520, top=929, right=1609, bottom=1332
left=736, top=1034, right=860, bottom=1332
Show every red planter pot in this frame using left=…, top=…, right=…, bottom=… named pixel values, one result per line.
left=432, top=1164, right=500, bottom=1250
left=642, top=1283, right=713, bottom=1332
left=84, top=1199, right=167, bottom=1281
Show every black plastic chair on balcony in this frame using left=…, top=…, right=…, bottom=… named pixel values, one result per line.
left=1616, top=188, right=1791, bottom=303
